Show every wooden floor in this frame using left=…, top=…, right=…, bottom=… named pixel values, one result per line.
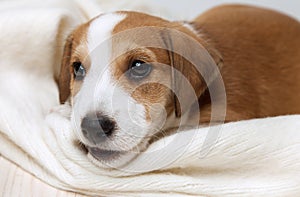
left=0, top=155, right=86, bottom=197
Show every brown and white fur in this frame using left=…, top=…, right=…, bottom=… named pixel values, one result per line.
left=58, top=5, right=300, bottom=168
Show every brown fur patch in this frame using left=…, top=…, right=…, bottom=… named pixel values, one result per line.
left=192, top=4, right=300, bottom=122
left=70, top=23, right=91, bottom=99
left=109, top=12, right=223, bottom=122
left=59, top=21, right=91, bottom=103
left=110, top=46, right=172, bottom=122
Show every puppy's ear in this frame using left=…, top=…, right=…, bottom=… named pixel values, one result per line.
left=58, top=34, right=73, bottom=104
left=163, top=27, right=223, bottom=117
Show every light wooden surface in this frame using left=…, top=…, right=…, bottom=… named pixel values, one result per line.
left=0, top=155, right=87, bottom=197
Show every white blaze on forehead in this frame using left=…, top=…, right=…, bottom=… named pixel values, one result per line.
left=74, top=13, right=126, bottom=116
left=87, top=13, right=126, bottom=64
left=72, top=13, right=149, bottom=150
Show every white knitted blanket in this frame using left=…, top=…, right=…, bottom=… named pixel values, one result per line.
left=1, top=0, right=300, bottom=196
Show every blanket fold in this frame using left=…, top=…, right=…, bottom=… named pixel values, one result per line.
left=1, top=0, right=300, bottom=196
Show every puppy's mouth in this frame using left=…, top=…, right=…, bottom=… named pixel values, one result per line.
left=79, top=140, right=148, bottom=169
left=86, top=146, right=124, bottom=162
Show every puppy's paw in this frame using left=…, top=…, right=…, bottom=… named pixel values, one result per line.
left=46, top=102, right=73, bottom=137
left=46, top=102, right=72, bottom=132
left=49, top=102, right=71, bottom=118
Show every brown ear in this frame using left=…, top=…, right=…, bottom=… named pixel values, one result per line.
left=58, top=34, right=73, bottom=104
left=164, top=27, right=223, bottom=117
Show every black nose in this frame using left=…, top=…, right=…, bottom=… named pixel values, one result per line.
left=81, top=114, right=116, bottom=144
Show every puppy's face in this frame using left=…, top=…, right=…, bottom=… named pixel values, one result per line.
left=59, top=12, right=222, bottom=169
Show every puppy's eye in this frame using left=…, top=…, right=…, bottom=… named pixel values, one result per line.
left=128, top=60, right=152, bottom=80
left=72, top=62, right=86, bottom=80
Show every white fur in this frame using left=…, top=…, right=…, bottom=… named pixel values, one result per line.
left=182, top=21, right=200, bottom=36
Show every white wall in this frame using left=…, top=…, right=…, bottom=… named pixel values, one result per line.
left=150, top=0, right=300, bottom=20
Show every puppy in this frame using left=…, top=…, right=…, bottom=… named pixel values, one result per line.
left=58, top=5, right=300, bottom=168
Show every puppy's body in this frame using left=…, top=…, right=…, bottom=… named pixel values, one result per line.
left=59, top=5, right=300, bottom=168
left=193, top=5, right=300, bottom=123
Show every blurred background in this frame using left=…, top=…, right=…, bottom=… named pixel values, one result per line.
left=149, top=0, right=300, bottom=20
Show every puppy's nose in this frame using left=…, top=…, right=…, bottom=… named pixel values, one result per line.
left=81, top=114, right=116, bottom=144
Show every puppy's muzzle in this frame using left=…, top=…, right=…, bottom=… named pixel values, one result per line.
left=81, top=113, right=116, bottom=145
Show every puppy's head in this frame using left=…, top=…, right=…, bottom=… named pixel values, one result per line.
left=59, top=12, right=222, bottom=169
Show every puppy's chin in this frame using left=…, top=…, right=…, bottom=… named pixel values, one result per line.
left=84, top=140, right=150, bottom=169
left=87, top=148, right=138, bottom=169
